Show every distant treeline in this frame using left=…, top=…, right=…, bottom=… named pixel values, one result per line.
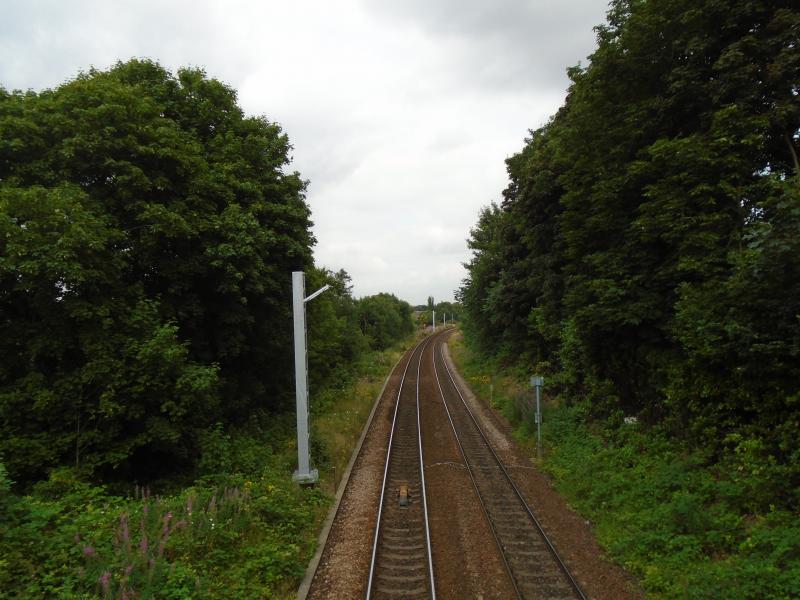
left=460, top=0, right=799, bottom=507
left=0, top=60, right=413, bottom=486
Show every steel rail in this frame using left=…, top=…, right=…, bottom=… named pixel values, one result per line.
left=417, top=339, right=437, bottom=600
left=365, top=333, right=438, bottom=600
left=436, top=338, right=587, bottom=600
left=430, top=334, right=522, bottom=599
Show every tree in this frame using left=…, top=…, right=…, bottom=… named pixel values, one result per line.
left=460, top=0, right=800, bottom=506
left=356, top=293, right=414, bottom=350
left=0, top=60, right=313, bottom=483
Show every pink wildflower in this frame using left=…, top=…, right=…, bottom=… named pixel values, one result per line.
left=98, top=571, right=111, bottom=593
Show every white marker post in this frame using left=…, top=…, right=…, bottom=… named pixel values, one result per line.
left=292, top=271, right=331, bottom=485
left=432, top=309, right=436, bottom=332
left=530, top=375, right=544, bottom=459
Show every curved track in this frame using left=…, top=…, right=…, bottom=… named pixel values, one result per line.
left=431, top=334, right=586, bottom=600
left=366, top=334, right=438, bottom=600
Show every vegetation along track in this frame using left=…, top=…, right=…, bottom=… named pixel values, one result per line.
left=366, top=333, right=440, bottom=599
left=432, top=333, right=586, bottom=600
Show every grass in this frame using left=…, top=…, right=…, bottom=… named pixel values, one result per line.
left=312, top=342, right=410, bottom=496
left=448, top=331, right=800, bottom=600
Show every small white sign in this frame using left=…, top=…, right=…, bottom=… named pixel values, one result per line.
left=530, top=375, right=544, bottom=387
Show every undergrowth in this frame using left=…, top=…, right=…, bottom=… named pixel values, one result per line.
left=0, top=339, right=413, bottom=599
left=449, top=331, right=800, bottom=600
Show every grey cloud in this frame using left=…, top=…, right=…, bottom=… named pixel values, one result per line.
left=1, top=0, right=606, bottom=305
left=362, top=0, right=608, bottom=91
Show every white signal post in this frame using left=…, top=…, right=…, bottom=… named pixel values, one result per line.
left=292, top=271, right=331, bottom=485
left=530, top=375, right=544, bottom=459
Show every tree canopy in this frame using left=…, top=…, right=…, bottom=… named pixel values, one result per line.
left=0, top=60, right=316, bottom=483
left=356, top=293, right=414, bottom=350
left=460, top=0, right=800, bottom=508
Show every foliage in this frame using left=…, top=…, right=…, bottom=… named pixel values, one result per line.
left=540, top=404, right=800, bottom=599
left=355, top=293, right=414, bottom=350
left=0, top=59, right=315, bottom=484
left=459, top=0, right=800, bottom=509
left=0, top=464, right=324, bottom=599
left=305, top=268, right=368, bottom=389
left=0, top=57, right=422, bottom=598
left=0, top=331, right=414, bottom=600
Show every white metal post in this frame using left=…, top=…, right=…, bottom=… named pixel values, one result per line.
left=291, top=272, right=331, bottom=485
left=531, top=375, right=544, bottom=459
left=292, top=271, right=316, bottom=484
left=432, top=310, right=436, bottom=332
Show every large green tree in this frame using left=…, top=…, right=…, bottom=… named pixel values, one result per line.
left=461, top=0, right=800, bottom=506
left=0, top=60, right=313, bottom=482
left=356, top=293, right=414, bottom=350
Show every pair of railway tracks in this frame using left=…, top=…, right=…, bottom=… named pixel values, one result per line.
left=366, top=331, right=586, bottom=600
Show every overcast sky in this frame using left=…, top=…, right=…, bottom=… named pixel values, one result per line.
left=1, top=0, right=609, bottom=305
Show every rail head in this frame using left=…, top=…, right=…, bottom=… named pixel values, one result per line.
left=365, top=332, right=439, bottom=600
left=429, top=338, right=522, bottom=599
left=436, top=338, right=587, bottom=600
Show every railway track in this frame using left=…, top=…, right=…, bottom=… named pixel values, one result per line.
left=366, top=334, right=437, bottom=600
left=431, top=335, right=586, bottom=600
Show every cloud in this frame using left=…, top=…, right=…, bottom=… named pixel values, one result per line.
left=361, top=0, right=607, bottom=92
left=1, top=0, right=608, bottom=305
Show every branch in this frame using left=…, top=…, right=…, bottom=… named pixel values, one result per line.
left=786, top=132, right=800, bottom=182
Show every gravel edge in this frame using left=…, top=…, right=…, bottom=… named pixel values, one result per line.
left=296, top=350, right=406, bottom=600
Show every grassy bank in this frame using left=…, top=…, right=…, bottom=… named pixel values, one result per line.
left=448, top=331, right=800, bottom=600
left=0, top=341, right=411, bottom=600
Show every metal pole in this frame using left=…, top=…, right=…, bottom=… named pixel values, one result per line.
left=432, top=309, right=436, bottom=332
left=531, top=375, right=544, bottom=460
left=535, top=384, right=541, bottom=459
left=292, top=271, right=327, bottom=485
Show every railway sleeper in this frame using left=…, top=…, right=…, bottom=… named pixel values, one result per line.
left=380, top=564, right=428, bottom=576
left=375, top=585, right=429, bottom=597
left=381, top=524, right=423, bottom=534
left=517, top=579, right=574, bottom=599
left=506, top=548, right=552, bottom=560
left=376, top=572, right=427, bottom=583
left=381, top=542, right=426, bottom=552
left=378, top=550, right=428, bottom=562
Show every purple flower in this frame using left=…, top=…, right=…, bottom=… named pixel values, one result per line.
left=124, top=564, right=134, bottom=576
left=82, top=546, right=95, bottom=557
left=120, top=514, right=130, bottom=544
left=98, top=571, right=111, bottom=593
left=139, top=534, right=148, bottom=554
